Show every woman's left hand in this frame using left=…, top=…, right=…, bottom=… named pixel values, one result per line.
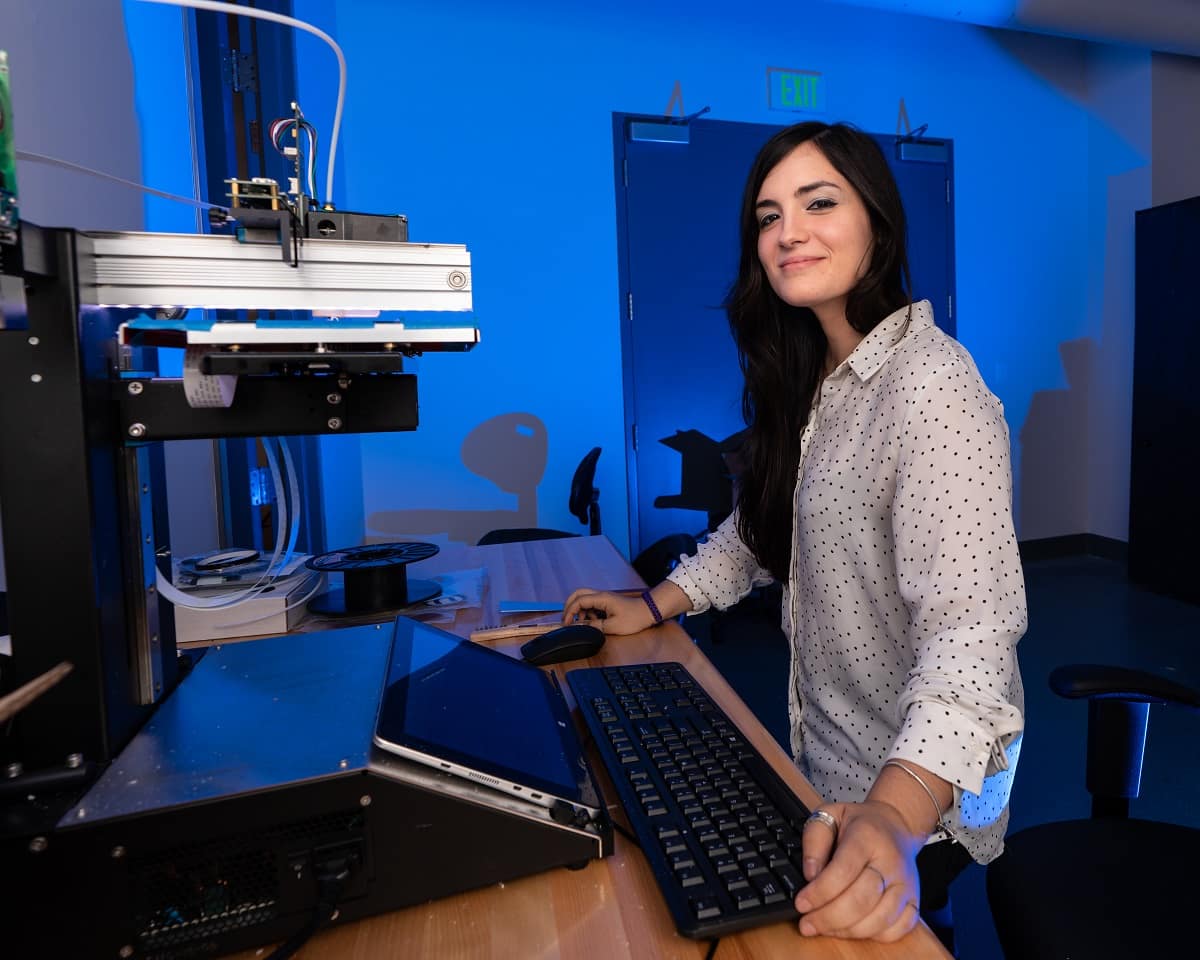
left=793, top=800, right=924, bottom=942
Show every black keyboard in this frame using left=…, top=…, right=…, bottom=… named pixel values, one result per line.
left=567, top=661, right=810, bottom=939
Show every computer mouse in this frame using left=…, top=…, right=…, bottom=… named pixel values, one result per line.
left=520, top=623, right=606, bottom=666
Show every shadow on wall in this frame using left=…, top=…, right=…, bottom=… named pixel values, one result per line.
left=367, top=412, right=549, bottom=545
left=1018, top=338, right=1092, bottom=537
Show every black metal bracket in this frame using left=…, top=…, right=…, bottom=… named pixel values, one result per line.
left=117, top=373, right=419, bottom=441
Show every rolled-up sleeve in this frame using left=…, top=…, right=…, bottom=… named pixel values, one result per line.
left=886, top=355, right=1027, bottom=801
left=665, top=511, right=773, bottom=614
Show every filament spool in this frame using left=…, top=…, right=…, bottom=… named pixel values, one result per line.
left=177, top=548, right=266, bottom=583
left=305, top=541, right=440, bottom=615
left=188, top=548, right=261, bottom=572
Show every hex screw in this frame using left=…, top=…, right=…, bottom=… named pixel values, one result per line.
left=327, top=417, right=343, bottom=431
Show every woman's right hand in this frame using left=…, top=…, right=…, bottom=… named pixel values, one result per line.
left=562, top=589, right=655, bottom=635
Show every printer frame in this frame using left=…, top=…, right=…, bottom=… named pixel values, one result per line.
left=0, top=223, right=610, bottom=959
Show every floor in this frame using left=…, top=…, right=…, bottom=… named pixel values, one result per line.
left=684, top=555, right=1200, bottom=959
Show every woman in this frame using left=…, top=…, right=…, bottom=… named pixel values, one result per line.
left=564, top=122, right=1026, bottom=949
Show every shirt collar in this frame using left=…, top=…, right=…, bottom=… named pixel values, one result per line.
left=834, top=300, right=934, bottom=383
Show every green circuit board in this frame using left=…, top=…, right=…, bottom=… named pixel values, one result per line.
left=0, top=50, right=19, bottom=242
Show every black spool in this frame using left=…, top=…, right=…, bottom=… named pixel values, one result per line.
left=305, top=541, right=441, bottom=616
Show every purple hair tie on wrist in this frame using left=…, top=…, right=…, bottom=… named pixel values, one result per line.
left=641, top=589, right=663, bottom=625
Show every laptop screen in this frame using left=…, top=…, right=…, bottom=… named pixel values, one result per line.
left=374, top=618, right=590, bottom=805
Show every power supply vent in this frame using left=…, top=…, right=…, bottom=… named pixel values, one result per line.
left=130, top=808, right=364, bottom=953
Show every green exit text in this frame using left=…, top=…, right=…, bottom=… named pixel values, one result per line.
left=767, top=68, right=826, bottom=113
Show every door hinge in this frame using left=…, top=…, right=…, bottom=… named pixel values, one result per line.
left=948, top=293, right=953, bottom=320
left=946, top=179, right=951, bottom=204
left=632, top=422, right=638, bottom=452
left=623, top=156, right=629, bottom=187
left=627, top=292, right=634, bottom=323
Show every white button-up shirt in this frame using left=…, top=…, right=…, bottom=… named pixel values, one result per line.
left=667, top=300, right=1026, bottom=862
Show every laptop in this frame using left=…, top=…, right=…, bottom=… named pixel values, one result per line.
left=373, top=617, right=604, bottom=825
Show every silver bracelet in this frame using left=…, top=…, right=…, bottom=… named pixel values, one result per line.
left=882, top=759, right=947, bottom=833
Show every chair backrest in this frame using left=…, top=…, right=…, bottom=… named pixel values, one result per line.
left=986, top=663, right=1200, bottom=958
left=569, top=447, right=601, bottom=534
left=1050, top=663, right=1200, bottom=817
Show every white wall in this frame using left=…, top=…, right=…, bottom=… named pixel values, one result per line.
left=2, top=0, right=144, bottom=231
left=1, top=0, right=145, bottom=592
left=1150, top=52, right=1200, bottom=207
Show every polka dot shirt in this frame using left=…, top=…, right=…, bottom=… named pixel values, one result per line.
left=667, top=301, right=1027, bottom=863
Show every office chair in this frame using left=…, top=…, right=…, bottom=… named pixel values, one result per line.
left=986, top=663, right=1200, bottom=959
left=477, top=447, right=601, bottom=546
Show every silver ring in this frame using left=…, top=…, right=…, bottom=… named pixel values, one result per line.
left=805, top=809, right=839, bottom=841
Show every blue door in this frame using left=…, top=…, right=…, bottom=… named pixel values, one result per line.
left=614, top=115, right=955, bottom=557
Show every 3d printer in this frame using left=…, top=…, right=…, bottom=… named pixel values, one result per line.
left=0, top=30, right=609, bottom=954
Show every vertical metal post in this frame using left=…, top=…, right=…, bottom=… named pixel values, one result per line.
left=0, top=226, right=176, bottom=772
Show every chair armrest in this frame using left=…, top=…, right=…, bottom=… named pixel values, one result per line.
left=1049, top=664, right=1200, bottom=709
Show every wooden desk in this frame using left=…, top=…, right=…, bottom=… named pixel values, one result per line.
left=229, top=536, right=949, bottom=959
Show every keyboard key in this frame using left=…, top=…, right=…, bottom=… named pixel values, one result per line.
left=732, top=887, right=761, bottom=910
left=669, top=851, right=696, bottom=871
left=702, top=840, right=730, bottom=859
left=662, top=836, right=688, bottom=856
left=752, top=874, right=788, bottom=905
left=742, top=856, right=769, bottom=877
left=724, top=870, right=750, bottom=892
left=775, top=863, right=804, bottom=898
left=675, top=867, right=705, bottom=888
left=711, top=854, right=740, bottom=875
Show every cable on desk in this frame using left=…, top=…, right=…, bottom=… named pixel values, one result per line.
left=612, top=820, right=641, bottom=851
left=704, top=938, right=721, bottom=959
left=265, top=853, right=358, bottom=960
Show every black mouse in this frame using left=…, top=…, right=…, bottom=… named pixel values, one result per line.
left=520, top=623, right=606, bottom=666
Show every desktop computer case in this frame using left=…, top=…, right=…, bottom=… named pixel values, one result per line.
left=2, top=625, right=612, bottom=959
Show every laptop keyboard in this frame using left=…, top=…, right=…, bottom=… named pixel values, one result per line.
left=567, top=662, right=810, bottom=939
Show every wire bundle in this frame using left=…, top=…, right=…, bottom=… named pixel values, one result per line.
left=155, top=437, right=324, bottom=628
left=268, top=112, right=318, bottom=202
left=141, top=0, right=347, bottom=205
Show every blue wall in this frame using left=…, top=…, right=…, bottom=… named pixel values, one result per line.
left=128, top=0, right=1154, bottom=556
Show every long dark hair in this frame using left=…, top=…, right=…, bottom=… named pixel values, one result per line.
left=728, top=122, right=911, bottom=580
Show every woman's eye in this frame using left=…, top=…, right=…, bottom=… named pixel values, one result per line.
left=758, top=212, right=779, bottom=229
left=807, top=197, right=837, bottom=211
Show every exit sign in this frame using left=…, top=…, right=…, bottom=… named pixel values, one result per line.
left=767, top=67, right=826, bottom=113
